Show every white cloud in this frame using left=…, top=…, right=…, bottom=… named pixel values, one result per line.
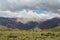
left=0, top=11, right=17, bottom=17
left=0, top=10, right=60, bottom=19
left=0, top=0, right=60, bottom=18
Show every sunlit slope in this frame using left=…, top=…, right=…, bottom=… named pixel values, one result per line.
left=46, top=26, right=60, bottom=32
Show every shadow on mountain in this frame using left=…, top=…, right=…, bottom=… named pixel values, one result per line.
left=0, top=17, right=60, bottom=30
left=38, top=17, right=60, bottom=29
left=17, top=21, right=38, bottom=30
left=0, top=17, right=38, bottom=30
left=0, top=17, right=17, bottom=28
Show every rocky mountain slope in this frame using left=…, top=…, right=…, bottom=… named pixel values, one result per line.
left=0, top=17, right=60, bottom=30
left=38, top=17, right=60, bottom=29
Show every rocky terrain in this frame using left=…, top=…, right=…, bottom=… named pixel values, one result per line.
left=0, top=17, right=60, bottom=30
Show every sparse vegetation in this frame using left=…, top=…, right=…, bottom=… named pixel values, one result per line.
left=0, top=29, right=60, bottom=40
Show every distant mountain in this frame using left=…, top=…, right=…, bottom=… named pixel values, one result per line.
left=0, top=17, right=38, bottom=30
left=38, top=17, right=60, bottom=29
left=0, top=17, right=60, bottom=30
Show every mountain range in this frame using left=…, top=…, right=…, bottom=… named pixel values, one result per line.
left=0, top=17, right=60, bottom=30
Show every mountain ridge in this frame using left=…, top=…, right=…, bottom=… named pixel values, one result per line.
left=0, top=17, right=60, bottom=30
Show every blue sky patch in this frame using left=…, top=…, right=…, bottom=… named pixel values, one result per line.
left=34, top=10, right=46, bottom=14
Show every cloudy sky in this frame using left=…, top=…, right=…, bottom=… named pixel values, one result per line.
left=0, top=0, right=60, bottom=18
